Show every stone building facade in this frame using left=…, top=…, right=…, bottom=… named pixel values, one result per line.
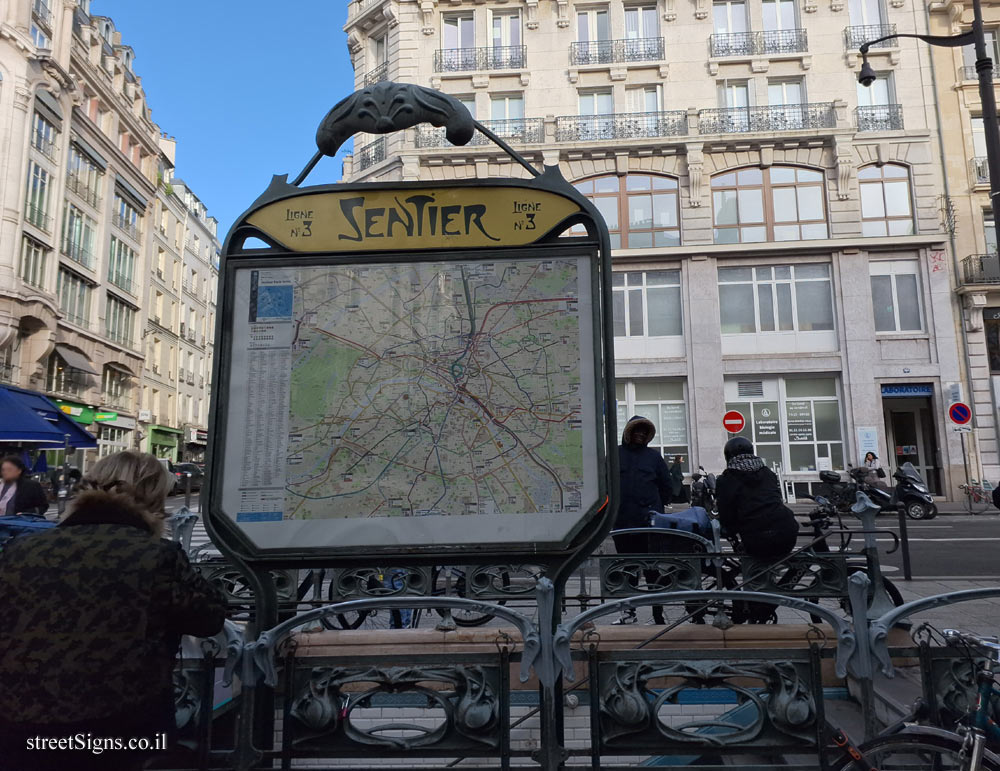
left=342, top=0, right=971, bottom=499
left=0, top=1, right=218, bottom=468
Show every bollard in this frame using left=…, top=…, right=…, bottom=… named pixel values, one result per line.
left=183, top=472, right=192, bottom=509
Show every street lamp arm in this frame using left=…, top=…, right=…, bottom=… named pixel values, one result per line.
left=859, top=30, right=974, bottom=55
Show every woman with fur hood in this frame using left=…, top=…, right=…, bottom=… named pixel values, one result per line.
left=0, top=451, right=227, bottom=771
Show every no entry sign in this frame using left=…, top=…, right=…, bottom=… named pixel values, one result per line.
left=723, top=410, right=746, bottom=434
left=949, top=402, right=972, bottom=433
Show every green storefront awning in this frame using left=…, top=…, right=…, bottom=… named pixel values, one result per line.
left=150, top=424, right=182, bottom=448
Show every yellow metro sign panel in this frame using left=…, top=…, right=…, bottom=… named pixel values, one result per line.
left=246, top=186, right=581, bottom=252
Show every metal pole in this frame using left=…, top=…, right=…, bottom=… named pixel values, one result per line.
left=184, top=472, right=192, bottom=509
left=972, top=0, right=1000, bottom=252
left=57, top=434, right=70, bottom=516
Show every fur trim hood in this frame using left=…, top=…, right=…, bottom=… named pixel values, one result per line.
left=59, top=489, right=165, bottom=538
left=621, top=415, right=656, bottom=445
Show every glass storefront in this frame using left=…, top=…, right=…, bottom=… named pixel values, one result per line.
left=615, top=379, right=691, bottom=471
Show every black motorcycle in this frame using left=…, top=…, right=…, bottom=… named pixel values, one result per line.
left=820, top=462, right=936, bottom=520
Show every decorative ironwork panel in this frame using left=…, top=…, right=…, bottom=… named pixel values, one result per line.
left=357, top=137, right=386, bottom=171
left=591, top=649, right=824, bottom=758
left=971, top=157, right=989, bottom=186
left=555, top=111, right=687, bottom=142
left=465, top=563, right=546, bottom=599
left=761, top=28, right=807, bottom=54
left=569, top=37, right=664, bottom=65
left=855, top=104, right=904, bottom=132
left=416, top=118, right=545, bottom=148
left=283, top=654, right=511, bottom=758
left=195, top=561, right=299, bottom=606
left=962, top=254, right=1000, bottom=285
left=328, top=566, right=433, bottom=601
left=739, top=553, right=850, bottom=598
left=844, top=23, right=897, bottom=50
left=698, top=103, right=835, bottom=134
left=364, top=61, right=389, bottom=87
left=599, top=555, right=704, bottom=598
left=710, top=31, right=757, bottom=57
left=710, top=30, right=807, bottom=57
left=918, top=646, right=1000, bottom=729
left=433, top=46, right=526, bottom=72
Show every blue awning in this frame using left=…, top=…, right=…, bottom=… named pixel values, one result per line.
left=0, top=385, right=97, bottom=447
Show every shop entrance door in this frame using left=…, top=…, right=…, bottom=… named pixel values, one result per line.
left=883, top=397, right=940, bottom=494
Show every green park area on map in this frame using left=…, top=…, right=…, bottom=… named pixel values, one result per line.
left=284, top=258, right=587, bottom=520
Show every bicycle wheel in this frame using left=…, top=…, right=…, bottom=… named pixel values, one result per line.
left=833, top=730, right=1000, bottom=770
left=433, top=567, right=507, bottom=627
left=323, top=574, right=404, bottom=630
left=968, top=489, right=991, bottom=515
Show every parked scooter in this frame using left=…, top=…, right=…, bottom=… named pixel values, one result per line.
left=820, top=461, right=936, bottom=520
left=689, top=466, right=717, bottom=514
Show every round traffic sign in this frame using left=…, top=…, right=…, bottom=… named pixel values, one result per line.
left=723, top=410, right=746, bottom=433
left=949, top=402, right=972, bottom=425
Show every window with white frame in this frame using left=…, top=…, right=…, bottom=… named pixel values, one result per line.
left=105, top=294, right=136, bottom=347
left=20, top=235, right=48, bottom=288
left=572, top=174, right=681, bottom=248
left=763, top=0, right=797, bottom=30
left=870, top=260, right=923, bottom=333
left=491, top=10, right=521, bottom=47
left=848, top=0, right=884, bottom=26
left=712, top=167, right=828, bottom=243
left=25, top=161, right=50, bottom=230
left=443, top=13, right=474, bottom=48
left=30, top=23, right=50, bottom=49
left=718, top=264, right=834, bottom=334
left=31, top=112, right=57, bottom=160
left=102, top=365, right=132, bottom=411
left=57, top=267, right=91, bottom=326
left=62, top=202, right=97, bottom=268
left=67, top=144, right=103, bottom=207
left=615, top=380, right=691, bottom=470
left=612, top=270, right=682, bottom=338
left=108, top=236, right=137, bottom=293
left=490, top=94, right=524, bottom=121
left=858, top=163, right=914, bottom=237
left=577, top=7, right=610, bottom=42
left=713, top=0, right=748, bottom=34
left=857, top=74, right=892, bottom=107
left=98, top=425, right=131, bottom=457
left=626, top=85, right=662, bottom=113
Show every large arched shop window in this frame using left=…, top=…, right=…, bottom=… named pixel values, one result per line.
left=571, top=173, right=681, bottom=249
left=711, top=166, right=829, bottom=244
left=858, top=163, right=915, bottom=237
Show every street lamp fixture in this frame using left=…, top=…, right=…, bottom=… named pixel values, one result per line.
left=856, top=1, right=1000, bottom=250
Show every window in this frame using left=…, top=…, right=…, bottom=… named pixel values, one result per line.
left=20, top=236, right=48, bottom=288
left=625, top=6, right=658, bottom=38
left=963, top=32, right=1000, bottom=75
left=31, top=112, right=57, bottom=160
left=373, top=33, right=387, bottom=66
left=626, top=85, right=662, bottom=113
left=57, top=267, right=91, bottom=326
left=98, top=426, right=131, bottom=457
left=767, top=79, right=806, bottom=128
left=573, top=174, right=681, bottom=248
left=30, top=23, right=50, bottom=49
left=25, top=161, right=50, bottom=231
left=763, top=0, right=797, bottom=30
left=67, top=145, right=102, bottom=207
left=46, top=351, right=88, bottom=397
left=102, top=366, right=132, bottom=411
left=612, top=270, right=682, bottom=337
left=849, top=0, right=884, bottom=27
left=106, top=294, right=136, bottom=347
left=718, top=264, right=834, bottom=334
left=61, top=202, right=97, bottom=268
left=577, top=7, right=610, bottom=42
left=712, top=166, right=828, bottom=243
left=870, top=260, right=923, bottom=333
left=857, top=74, right=892, bottom=107
left=986, top=210, right=997, bottom=254
left=113, top=193, right=142, bottom=240
left=108, top=236, right=137, bottom=293
left=491, top=11, right=520, bottom=47
left=580, top=90, right=613, bottom=116
left=443, top=14, right=474, bottom=48
left=858, top=163, right=914, bottom=237
left=490, top=94, right=524, bottom=121
left=713, top=0, right=748, bottom=34
left=616, top=380, right=691, bottom=470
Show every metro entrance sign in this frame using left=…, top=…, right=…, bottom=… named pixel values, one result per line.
left=203, top=82, right=616, bottom=571
left=723, top=410, right=746, bottom=434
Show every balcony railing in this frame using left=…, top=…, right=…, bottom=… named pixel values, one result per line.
left=569, top=37, right=664, bottom=65
left=0, top=363, right=16, bottom=385
left=62, top=238, right=95, bottom=270
left=32, top=134, right=57, bottom=162
left=32, top=0, right=53, bottom=30
left=356, top=137, right=386, bottom=171
left=25, top=203, right=52, bottom=233
left=60, top=310, right=92, bottom=330
left=105, top=329, right=137, bottom=351
left=963, top=254, right=1000, bottom=284
left=415, top=118, right=545, bottom=147
left=698, top=103, right=835, bottom=134
left=710, top=29, right=807, bottom=57
left=845, top=24, right=897, bottom=50
left=108, top=271, right=138, bottom=296
left=102, top=393, right=133, bottom=412
left=856, top=104, right=904, bottom=131
left=972, top=157, right=989, bottom=186
left=556, top=111, right=688, bottom=142
left=113, top=213, right=140, bottom=241
left=364, top=61, right=389, bottom=87
left=433, top=46, right=527, bottom=72
left=66, top=172, right=101, bottom=208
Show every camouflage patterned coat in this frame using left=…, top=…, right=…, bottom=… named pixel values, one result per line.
left=0, top=491, right=227, bottom=729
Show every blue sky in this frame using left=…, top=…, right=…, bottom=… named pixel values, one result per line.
left=93, top=1, right=355, bottom=238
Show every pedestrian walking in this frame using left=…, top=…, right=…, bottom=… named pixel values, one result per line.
left=0, top=451, right=228, bottom=771
left=0, top=455, right=48, bottom=517
left=669, top=455, right=687, bottom=503
left=613, top=415, right=673, bottom=625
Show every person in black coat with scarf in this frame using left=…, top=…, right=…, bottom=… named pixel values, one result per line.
left=0, top=456, right=48, bottom=517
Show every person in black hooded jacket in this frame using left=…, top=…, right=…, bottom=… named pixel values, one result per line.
left=616, top=415, right=673, bottom=532
left=715, top=437, right=798, bottom=560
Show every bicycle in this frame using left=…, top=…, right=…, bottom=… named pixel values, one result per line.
left=959, top=480, right=995, bottom=515
left=833, top=626, right=1000, bottom=770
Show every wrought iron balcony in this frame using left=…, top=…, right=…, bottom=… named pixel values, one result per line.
left=108, top=271, right=138, bottom=296
left=61, top=237, right=95, bottom=270
left=113, top=213, right=140, bottom=241
left=364, top=61, right=389, bottom=87
left=60, top=311, right=92, bottom=330
left=698, top=103, right=835, bottom=134
left=31, top=134, right=57, bottom=162
left=357, top=137, right=386, bottom=171
left=710, top=29, right=807, bottom=57
left=415, top=118, right=545, bottom=148
left=963, top=254, right=1000, bottom=284
left=102, top=392, right=133, bottom=412
left=844, top=24, right=897, bottom=50
left=32, top=0, right=53, bottom=30
left=25, top=203, right=52, bottom=233
left=856, top=104, right=903, bottom=131
left=972, top=157, right=989, bottom=186
left=66, top=172, right=101, bottom=208
left=569, top=37, right=664, bottom=65
left=433, top=46, right=526, bottom=73
left=555, top=111, right=688, bottom=142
